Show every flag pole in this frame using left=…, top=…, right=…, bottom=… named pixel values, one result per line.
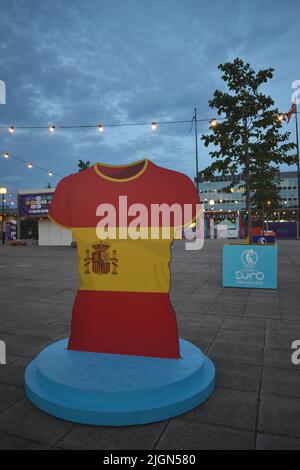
left=194, top=107, right=200, bottom=194
left=295, top=103, right=300, bottom=239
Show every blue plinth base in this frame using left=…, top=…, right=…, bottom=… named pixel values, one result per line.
left=25, top=339, right=215, bottom=426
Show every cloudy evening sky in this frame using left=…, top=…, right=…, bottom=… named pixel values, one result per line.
left=0, top=0, right=299, bottom=200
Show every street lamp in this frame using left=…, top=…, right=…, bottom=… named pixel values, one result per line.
left=0, top=187, right=7, bottom=245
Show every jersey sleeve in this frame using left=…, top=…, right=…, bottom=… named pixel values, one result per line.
left=177, top=174, right=201, bottom=227
left=48, top=176, right=73, bottom=228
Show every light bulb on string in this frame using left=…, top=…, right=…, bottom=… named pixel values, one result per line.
left=98, top=124, right=104, bottom=133
left=48, top=125, right=56, bottom=133
left=8, top=126, right=15, bottom=134
left=3, top=152, right=9, bottom=159
left=48, top=171, right=53, bottom=177
left=27, top=163, right=33, bottom=169
left=210, top=118, right=218, bottom=128
left=151, top=122, right=158, bottom=130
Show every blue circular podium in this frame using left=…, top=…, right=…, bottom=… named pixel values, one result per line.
left=25, top=339, right=215, bottom=426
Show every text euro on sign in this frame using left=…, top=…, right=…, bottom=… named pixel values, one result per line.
left=0, top=80, right=6, bottom=104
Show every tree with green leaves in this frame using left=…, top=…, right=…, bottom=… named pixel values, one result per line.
left=78, top=160, right=90, bottom=172
left=200, top=58, right=296, bottom=239
left=251, top=166, right=281, bottom=231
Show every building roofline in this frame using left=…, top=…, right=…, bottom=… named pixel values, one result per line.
left=17, top=188, right=55, bottom=195
left=196, top=170, right=298, bottom=183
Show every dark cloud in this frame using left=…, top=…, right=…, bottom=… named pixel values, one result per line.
left=0, top=0, right=299, bottom=196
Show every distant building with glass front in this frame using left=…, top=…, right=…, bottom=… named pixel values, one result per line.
left=196, top=170, right=299, bottom=215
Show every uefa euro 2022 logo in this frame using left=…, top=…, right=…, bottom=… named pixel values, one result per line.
left=241, top=249, right=259, bottom=269
left=235, top=248, right=264, bottom=282
left=0, top=80, right=6, bottom=105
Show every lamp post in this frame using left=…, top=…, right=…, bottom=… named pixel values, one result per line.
left=0, top=187, right=7, bottom=245
left=295, top=107, right=300, bottom=239
left=193, top=108, right=200, bottom=194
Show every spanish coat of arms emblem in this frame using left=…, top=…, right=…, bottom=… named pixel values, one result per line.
left=84, top=242, right=118, bottom=275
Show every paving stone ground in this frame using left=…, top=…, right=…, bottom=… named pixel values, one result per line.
left=0, top=239, right=300, bottom=450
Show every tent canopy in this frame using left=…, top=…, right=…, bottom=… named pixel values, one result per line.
left=216, top=218, right=236, bottom=229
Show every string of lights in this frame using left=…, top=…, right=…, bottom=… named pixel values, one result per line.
left=0, top=111, right=296, bottom=180
left=0, top=115, right=222, bottom=179
left=0, top=150, right=63, bottom=178
left=0, top=117, right=221, bottom=134
left=0, top=110, right=297, bottom=134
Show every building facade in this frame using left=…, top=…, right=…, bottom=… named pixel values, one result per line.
left=197, top=171, right=299, bottom=216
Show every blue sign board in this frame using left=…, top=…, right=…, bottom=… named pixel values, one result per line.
left=252, top=235, right=275, bottom=244
left=223, top=244, right=278, bottom=289
left=269, top=222, right=297, bottom=239
left=18, top=193, right=53, bottom=217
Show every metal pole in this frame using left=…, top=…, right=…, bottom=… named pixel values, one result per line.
left=243, top=118, right=252, bottom=242
left=1, top=194, right=5, bottom=245
left=16, top=192, right=21, bottom=240
left=194, top=107, right=200, bottom=194
left=295, top=105, right=300, bottom=239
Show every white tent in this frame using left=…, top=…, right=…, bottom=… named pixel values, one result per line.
left=216, top=218, right=238, bottom=239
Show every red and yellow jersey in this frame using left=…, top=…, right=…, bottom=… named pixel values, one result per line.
left=49, top=159, right=200, bottom=359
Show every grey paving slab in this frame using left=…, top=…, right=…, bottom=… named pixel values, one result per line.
left=181, top=388, right=258, bottom=431
left=24, top=322, right=70, bottom=340
left=175, top=301, right=211, bottom=314
left=156, top=419, right=255, bottom=450
left=0, top=431, right=49, bottom=450
left=209, top=341, right=264, bottom=366
left=36, top=290, right=77, bottom=305
left=177, top=331, right=212, bottom=354
left=258, top=394, right=300, bottom=438
left=215, top=361, right=261, bottom=393
left=279, top=306, right=300, bottom=321
left=57, top=422, right=166, bottom=450
left=262, top=367, right=300, bottom=399
left=179, top=314, right=224, bottom=329
left=216, top=329, right=265, bottom=347
left=0, top=399, right=74, bottom=445
left=256, top=433, right=300, bottom=450
left=0, top=353, right=22, bottom=366
left=247, top=295, right=279, bottom=305
left=244, top=305, right=281, bottom=319
left=266, top=331, right=299, bottom=350
left=0, top=358, right=30, bottom=388
left=3, top=334, right=52, bottom=357
left=264, top=347, right=299, bottom=370
left=0, top=303, right=70, bottom=335
left=222, top=318, right=266, bottom=333
left=0, top=383, right=24, bottom=412
left=179, top=326, right=219, bottom=342
left=207, top=302, right=246, bottom=316
left=0, top=240, right=299, bottom=449
left=267, top=320, right=300, bottom=336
